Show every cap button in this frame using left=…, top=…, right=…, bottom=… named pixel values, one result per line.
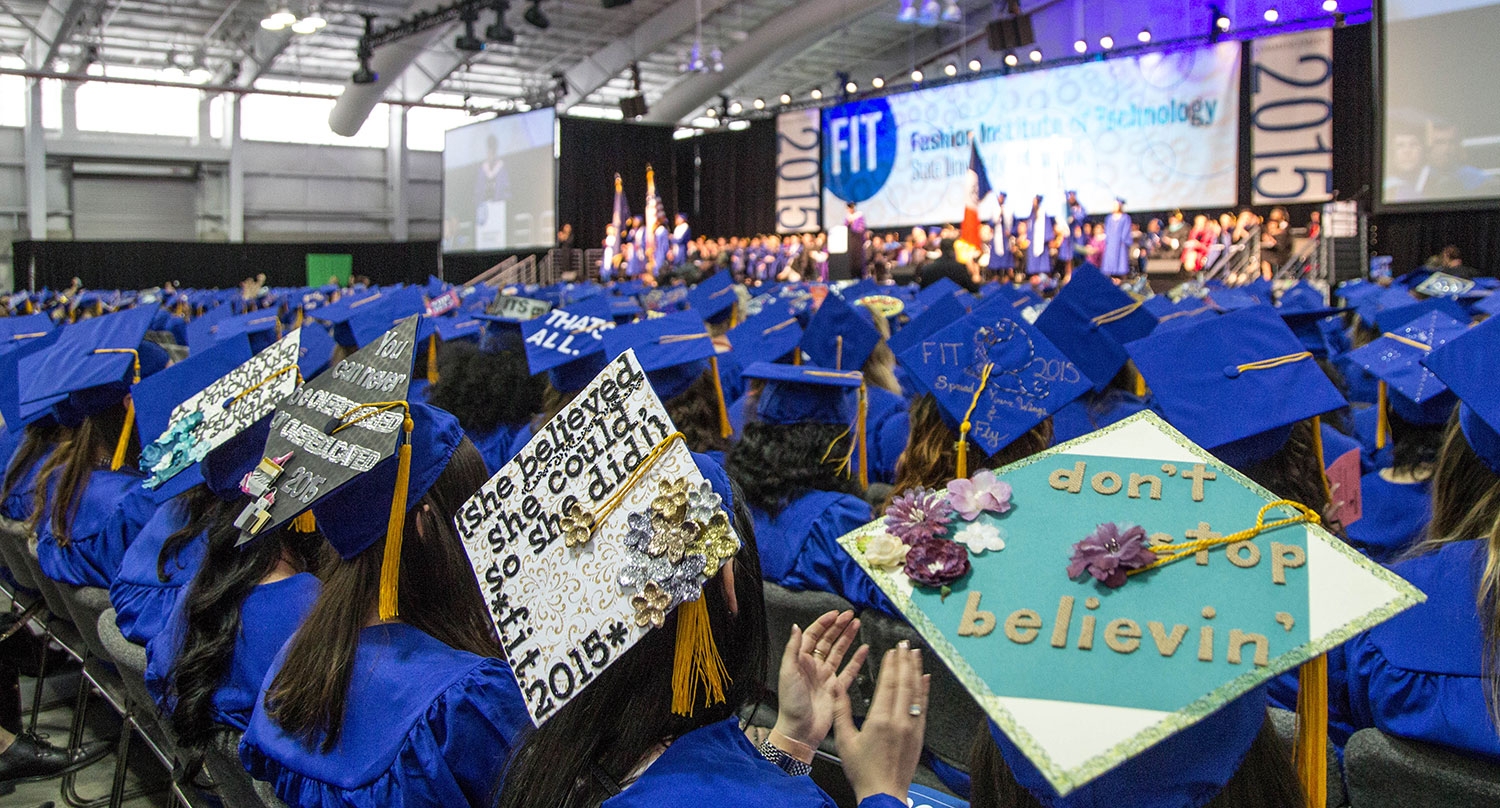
left=1222, top=365, right=1241, bottom=379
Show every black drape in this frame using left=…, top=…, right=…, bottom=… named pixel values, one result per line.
left=670, top=120, right=778, bottom=239
left=556, top=117, right=678, bottom=251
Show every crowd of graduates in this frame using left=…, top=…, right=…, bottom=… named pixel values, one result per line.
left=0, top=251, right=1497, bottom=808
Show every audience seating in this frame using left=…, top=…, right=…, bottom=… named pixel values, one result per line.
left=1344, top=727, right=1500, bottom=808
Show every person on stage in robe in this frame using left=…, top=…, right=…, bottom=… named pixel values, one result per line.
left=979, top=224, right=1012, bottom=283
left=845, top=202, right=869, bottom=279
left=671, top=213, right=692, bottom=268
left=652, top=215, right=671, bottom=274
left=993, top=191, right=1014, bottom=242
left=1100, top=196, right=1132, bottom=280
left=1023, top=195, right=1053, bottom=287
left=601, top=223, right=622, bottom=282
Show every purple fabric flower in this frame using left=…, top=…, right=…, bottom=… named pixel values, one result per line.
left=1066, top=523, right=1157, bottom=589
left=884, top=487, right=954, bottom=545
left=903, top=538, right=971, bottom=587
left=945, top=470, right=1013, bottom=521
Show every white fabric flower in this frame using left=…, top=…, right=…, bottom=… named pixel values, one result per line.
left=954, top=522, right=1006, bottom=554
left=863, top=532, right=911, bottom=570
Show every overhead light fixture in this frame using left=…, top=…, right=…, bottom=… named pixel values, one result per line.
left=1073, top=39, right=1087, bottom=53
left=911, top=68, right=923, bottom=82
left=486, top=0, right=516, bottom=43
left=728, top=100, right=742, bottom=115
left=872, top=76, right=884, bottom=88
left=351, top=14, right=377, bottom=83
left=1099, top=35, right=1113, bottom=49
left=524, top=0, right=549, bottom=29
left=779, top=93, right=791, bottom=104
left=968, top=58, right=981, bottom=72
left=271, top=7, right=296, bottom=26
left=918, top=0, right=940, bottom=25
left=1138, top=29, right=1152, bottom=43
left=1264, top=8, right=1278, bottom=22
left=940, top=0, right=961, bottom=23
left=897, top=0, right=917, bottom=23
left=1004, top=53, right=1018, bottom=67
left=455, top=5, right=485, bottom=51
left=810, top=88, right=822, bottom=99
left=710, top=46, right=724, bottom=72
left=188, top=67, right=212, bottom=83
left=943, top=62, right=957, bottom=76
left=845, top=80, right=857, bottom=93
left=753, top=97, right=765, bottom=109
left=1322, top=0, right=1337, bottom=10
left=706, top=106, right=717, bottom=117
left=292, top=16, right=320, bottom=34
left=1029, top=49, right=1042, bottom=62
left=1216, top=15, right=1231, bottom=30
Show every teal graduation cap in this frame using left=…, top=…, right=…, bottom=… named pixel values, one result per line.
left=1346, top=311, right=1467, bottom=438
left=801, top=292, right=881, bottom=371
left=1035, top=264, right=1158, bottom=391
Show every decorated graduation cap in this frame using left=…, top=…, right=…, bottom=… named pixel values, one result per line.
left=1421, top=315, right=1500, bottom=473
left=1346, top=312, right=1467, bottom=446
left=456, top=349, right=744, bottom=726
left=1035, top=264, right=1158, bottom=392
left=801, top=292, right=882, bottom=371
left=1374, top=295, right=1468, bottom=333
left=837, top=409, right=1423, bottom=801
left=888, top=292, right=969, bottom=359
left=521, top=297, right=617, bottom=393
left=897, top=307, right=1091, bottom=475
left=1127, top=306, right=1348, bottom=470
left=725, top=300, right=804, bottom=366
left=603, top=311, right=733, bottom=439
left=686, top=271, right=739, bottom=324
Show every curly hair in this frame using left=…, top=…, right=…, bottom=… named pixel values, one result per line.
left=425, top=341, right=546, bottom=433
left=886, top=393, right=1052, bottom=510
left=1386, top=409, right=1445, bottom=478
left=665, top=369, right=731, bottom=456
left=727, top=418, right=864, bottom=516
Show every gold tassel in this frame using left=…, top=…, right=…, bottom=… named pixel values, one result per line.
left=111, top=397, right=135, bottom=471
left=708, top=356, right=732, bottom=439
left=670, top=596, right=730, bottom=717
left=378, top=412, right=416, bottom=622
left=835, top=335, right=843, bottom=370
left=856, top=383, right=868, bottom=489
left=1132, top=364, right=1147, bottom=397
left=1311, top=415, right=1334, bottom=510
left=293, top=307, right=304, bottom=329
left=792, top=351, right=801, bottom=366
left=1295, top=654, right=1329, bottom=808
left=956, top=433, right=969, bottom=480
left=1375, top=381, right=1389, bottom=450
left=956, top=363, right=995, bottom=480
left=293, top=510, right=317, bottom=534
left=426, top=334, right=439, bottom=386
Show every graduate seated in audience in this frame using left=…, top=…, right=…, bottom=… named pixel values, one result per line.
left=1049, top=361, right=1158, bottom=445
left=0, top=419, right=67, bottom=522
left=242, top=402, right=530, bottom=808
left=604, top=313, right=735, bottom=463
left=425, top=341, right=546, bottom=474
left=111, top=482, right=219, bottom=645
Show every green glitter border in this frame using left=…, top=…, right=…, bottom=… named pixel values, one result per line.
left=835, top=410, right=1425, bottom=795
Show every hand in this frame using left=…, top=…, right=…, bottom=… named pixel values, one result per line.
left=835, top=641, right=929, bottom=804
left=771, top=610, right=868, bottom=762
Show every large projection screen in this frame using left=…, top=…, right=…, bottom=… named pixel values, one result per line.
left=821, top=42, right=1241, bottom=229
left=442, top=108, right=557, bottom=253
left=1381, top=0, right=1500, bottom=208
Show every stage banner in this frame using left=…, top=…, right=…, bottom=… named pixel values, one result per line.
left=820, top=42, right=1241, bottom=230
left=1250, top=29, right=1334, bottom=205
left=776, top=108, right=822, bottom=234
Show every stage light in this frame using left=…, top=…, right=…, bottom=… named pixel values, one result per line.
left=1138, top=29, right=1151, bottom=43
left=706, top=107, right=717, bottom=117
left=897, top=0, right=917, bottom=23
left=918, top=0, right=940, bottom=25
left=1264, top=8, right=1278, bottom=22
left=1073, top=39, right=1087, bottom=53
left=486, top=1, right=516, bottom=44
left=728, top=100, right=742, bottom=115
left=811, top=88, right=822, bottom=99
left=302, top=10, right=327, bottom=28
left=1216, top=15, right=1231, bottom=31
left=292, top=17, right=319, bottom=34
left=753, top=97, right=765, bottom=110
left=911, top=68, right=924, bottom=82
left=270, top=7, right=296, bottom=26
left=188, top=67, right=212, bottom=83
left=1028, top=49, right=1042, bottom=62
left=524, top=0, right=549, bottom=29
left=1322, top=0, right=1337, bottom=10
left=1004, top=53, right=1018, bottom=67
left=940, top=0, right=961, bottom=23
left=967, top=59, right=981, bottom=72
left=872, top=76, right=884, bottom=88
left=1099, top=35, right=1113, bottom=49
left=943, top=63, right=957, bottom=76
left=779, top=93, right=791, bottom=104
left=845, top=80, right=858, bottom=93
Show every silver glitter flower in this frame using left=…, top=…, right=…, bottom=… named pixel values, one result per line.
left=618, top=550, right=673, bottom=590
left=687, top=481, right=723, bottom=523
left=658, top=553, right=708, bottom=605
left=625, top=511, right=654, bottom=552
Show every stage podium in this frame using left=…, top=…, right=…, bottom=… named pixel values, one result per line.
left=826, top=225, right=852, bottom=281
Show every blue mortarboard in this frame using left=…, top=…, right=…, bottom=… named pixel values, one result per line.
left=610, top=298, right=644, bottom=323
left=0, top=326, right=62, bottom=430
left=686, top=271, right=739, bottom=323
left=1422, top=315, right=1500, bottom=473
left=1355, top=286, right=1416, bottom=327
left=425, top=275, right=449, bottom=297
left=801, top=292, right=881, bottom=371
left=347, top=285, right=427, bottom=348
left=23, top=307, right=162, bottom=424
left=1035, top=264, right=1158, bottom=391
left=840, top=279, right=881, bottom=303
left=1150, top=300, right=1223, bottom=334
left=200, top=417, right=271, bottom=501
left=1347, top=311, right=1466, bottom=427
left=1278, top=307, right=1348, bottom=358
left=433, top=313, right=484, bottom=344
left=0, top=313, right=54, bottom=342
left=213, top=310, right=284, bottom=353
left=522, top=298, right=615, bottom=374
left=132, top=334, right=254, bottom=501
left=186, top=305, right=235, bottom=351
left=896, top=308, right=1090, bottom=456
left=1142, top=296, right=1177, bottom=318
left=1474, top=292, right=1500, bottom=319
left=603, top=312, right=718, bottom=400
left=741, top=361, right=861, bottom=426
left=1393, top=268, right=1434, bottom=289
left=1337, top=280, right=1381, bottom=307
left=1374, top=295, right=1469, bottom=333
left=887, top=292, right=969, bottom=359
left=1204, top=286, right=1263, bottom=311
left=1128, top=306, right=1348, bottom=469
left=726, top=301, right=804, bottom=366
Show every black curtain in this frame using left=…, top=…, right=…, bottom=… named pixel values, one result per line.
left=671, top=120, right=778, bottom=238
left=14, top=239, right=439, bottom=291
left=556, top=117, right=678, bottom=251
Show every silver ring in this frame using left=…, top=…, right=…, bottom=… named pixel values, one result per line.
left=908, top=704, right=922, bottom=717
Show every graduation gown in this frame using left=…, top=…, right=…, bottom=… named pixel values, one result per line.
left=872, top=411, right=909, bottom=486
left=241, top=623, right=531, bottom=808
left=604, top=717, right=905, bottom=808
left=1050, top=390, right=1155, bottom=444
left=145, top=573, right=320, bottom=731
left=1334, top=539, right=1500, bottom=761
left=465, top=423, right=525, bottom=476
left=751, top=492, right=893, bottom=616
left=1345, top=474, right=1431, bottom=563
left=1101, top=212, right=1132, bottom=277
left=109, top=503, right=206, bottom=645
left=864, top=386, right=909, bottom=486
left=34, top=469, right=155, bottom=588
left=1024, top=215, right=1052, bottom=277
left=1, top=444, right=44, bottom=521
left=1351, top=408, right=1394, bottom=474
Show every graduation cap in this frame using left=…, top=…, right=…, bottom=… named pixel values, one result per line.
left=0, top=313, right=54, bottom=344
left=1127, top=306, right=1347, bottom=470
left=433, top=313, right=484, bottom=345
left=604, top=312, right=732, bottom=438
left=840, top=278, right=881, bottom=304
left=1035, top=264, right=1158, bottom=392
left=609, top=298, right=644, bottom=323
left=1474, top=292, right=1500, bottom=320
left=186, top=305, right=236, bottom=351
left=1421, top=315, right=1500, bottom=473
left=897, top=307, right=1091, bottom=470
left=522, top=297, right=617, bottom=393
left=740, top=361, right=867, bottom=487
left=0, top=325, right=62, bottom=431
left=455, top=349, right=743, bottom=726
left=685, top=271, right=739, bottom=324
left=136, top=325, right=335, bottom=501
left=1347, top=312, right=1467, bottom=445
left=835, top=410, right=1423, bottom=801
left=801, top=292, right=882, bottom=371
left=887, top=292, right=968, bottom=359
left=213, top=310, right=286, bottom=353
left=1374, top=295, right=1469, bottom=333
left=1278, top=307, right=1348, bottom=359
left=1150, top=300, right=1223, bottom=334
left=346, top=285, right=427, bottom=349
left=724, top=301, right=804, bottom=367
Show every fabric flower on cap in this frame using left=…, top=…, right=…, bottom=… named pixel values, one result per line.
left=903, top=538, right=971, bottom=587
left=862, top=532, right=910, bottom=571
left=884, top=487, right=954, bottom=545
left=946, top=470, right=1013, bottom=521
left=618, top=551, right=672, bottom=591
left=955, top=522, right=1006, bottom=554
left=658, top=554, right=708, bottom=605
left=1067, top=522, right=1157, bottom=589
left=625, top=511, right=655, bottom=553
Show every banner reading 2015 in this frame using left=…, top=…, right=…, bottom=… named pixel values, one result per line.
left=1251, top=29, right=1334, bottom=204
left=776, top=109, right=822, bottom=234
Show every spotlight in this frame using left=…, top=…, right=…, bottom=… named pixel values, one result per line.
left=710, top=46, right=724, bottom=72
left=1004, top=53, right=1018, bottom=67
left=524, top=0, right=549, bottom=29
left=943, top=62, right=957, bottom=76
left=1073, top=39, right=1087, bottom=53
left=1264, top=8, right=1278, bottom=22
left=845, top=80, right=857, bottom=93
left=753, top=97, right=765, bottom=110
left=292, top=17, right=319, bottom=34
left=706, top=107, right=717, bottom=117
left=302, top=11, right=326, bottom=28
left=811, top=88, right=822, bottom=99
left=968, top=58, right=981, bottom=72
left=270, top=7, right=296, bottom=26
left=188, top=67, right=212, bottom=83
left=1216, top=15, right=1231, bottom=30
left=455, top=6, right=485, bottom=51
left=485, top=1, right=516, bottom=43
left=872, top=76, right=884, bottom=89
left=1138, top=29, right=1151, bottom=43
left=260, top=16, right=284, bottom=30
left=1099, top=35, right=1113, bottom=49
left=1322, top=0, right=1337, bottom=10
left=728, top=100, right=742, bottom=115
left=897, top=0, right=917, bottom=23
left=918, top=0, right=940, bottom=25
left=911, top=68, right=924, bottom=82
left=940, top=0, right=961, bottom=23
left=779, top=93, right=791, bottom=104
left=1028, top=49, right=1042, bottom=62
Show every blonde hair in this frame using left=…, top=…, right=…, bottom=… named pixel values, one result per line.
left=862, top=311, right=902, bottom=396
left=884, top=393, right=1052, bottom=510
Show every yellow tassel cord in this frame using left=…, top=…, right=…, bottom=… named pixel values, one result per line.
left=1311, top=415, right=1334, bottom=511
left=92, top=349, right=141, bottom=471
left=1234, top=351, right=1312, bottom=374
left=672, top=595, right=730, bottom=716
left=293, top=307, right=304, bottom=329
left=329, top=402, right=414, bottom=621
left=1128, top=500, right=1320, bottom=576
left=293, top=510, right=317, bottom=534
left=225, top=366, right=303, bottom=410
left=1295, top=653, right=1329, bottom=808
left=1088, top=298, right=1146, bottom=328
left=856, top=384, right=868, bottom=489
left=806, top=370, right=866, bottom=486
left=426, top=334, right=439, bottom=385
left=834, top=335, right=844, bottom=370
left=708, top=355, right=733, bottom=439
left=956, top=363, right=996, bottom=480
left=1132, top=363, right=1147, bottom=397
left=1375, top=382, right=1388, bottom=450
left=792, top=351, right=802, bottom=366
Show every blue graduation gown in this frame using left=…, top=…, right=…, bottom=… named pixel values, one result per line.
left=109, top=502, right=206, bottom=645
left=241, top=622, right=531, bottom=808
left=752, top=492, right=894, bottom=616
left=1050, top=390, right=1154, bottom=444
left=1335, top=354, right=1381, bottom=406
left=507, top=421, right=536, bottom=463
left=865, top=386, right=909, bottom=486
left=145, top=573, right=320, bottom=731
left=408, top=378, right=431, bottom=404
left=605, top=717, right=904, bottom=808
left=872, top=411, right=909, bottom=485
left=1345, top=474, right=1430, bottom=563
left=1, top=442, right=44, bottom=521
left=1335, top=540, right=1500, bottom=761
left=727, top=394, right=751, bottom=442
left=465, top=423, right=523, bottom=475
left=1024, top=215, right=1051, bottom=277
left=35, top=470, right=155, bottom=587
left=1101, top=212, right=1131, bottom=277
left=1351, top=408, right=1394, bottom=474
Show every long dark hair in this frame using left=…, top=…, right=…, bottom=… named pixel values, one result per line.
left=495, top=484, right=767, bottom=808
left=157, top=488, right=236, bottom=583
left=1, top=421, right=66, bottom=506
left=165, top=521, right=329, bottom=756
left=728, top=417, right=863, bottom=516
left=665, top=369, right=730, bottom=456
left=966, top=715, right=1303, bottom=808
left=1386, top=410, right=1445, bottom=478
left=1240, top=418, right=1345, bottom=539
left=32, top=404, right=137, bottom=544
left=264, top=438, right=497, bottom=752
left=427, top=342, right=546, bottom=433
left=886, top=393, right=1053, bottom=510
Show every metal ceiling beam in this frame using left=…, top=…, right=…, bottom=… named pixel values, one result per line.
left=555, top=0, right=735, bottom=111
left=215, top=27, right=294, bottom=87
left=643, top=0, right=888, bottom=124
left=21, top=0, right=97, bottom=68
left=389, top=35, right=469, bottom=101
